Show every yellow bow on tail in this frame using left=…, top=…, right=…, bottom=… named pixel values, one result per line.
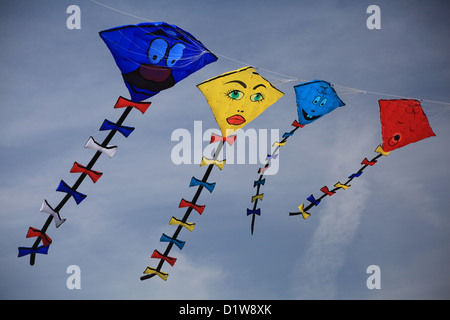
left=169, top=216, right=196, bottom=232
left=334, top=182, right=351, bottom=190
left=200, top=156, right=226, bottom=170
left=375, top=145, right=390, bottom=156
left=143, top=267, right=168, bottom=281
left=298, top=203, right=311, bottom=220
left=272, top=141, right=286, bottom=147
left=251, top=193, right=264, bottom=202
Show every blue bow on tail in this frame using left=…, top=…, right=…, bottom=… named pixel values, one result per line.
left=246, top=208, right=261, bottom=216
left=160, top=233, right=185, bottom=250
left=307, top=194, right=321, bottom=206
left=56, top=180, right=87, bottom=205
left=18, top=245, right=49, bottom=257
left=189, top=176, right=216, bottom=193
left=99, top=119, right=135, bottom=138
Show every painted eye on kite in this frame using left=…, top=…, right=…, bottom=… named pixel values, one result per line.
left=166, top=43, right=186, bottom=67
left=226, top=89, right=244, bottom=100
left=250, top=93, right=264, bottom=102
left=312, top=96, right=321, bottom=104
left=388, top=133, right=402, bottom=147
left=148, top=38, right=168, bottom=64
left=320, top=98, right=328, bottom=107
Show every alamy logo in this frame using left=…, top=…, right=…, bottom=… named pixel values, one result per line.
left=66, top=265, right=81, bottom=289
left=366, top=5, right=381, bottom=30
left=66, top=5, right=81, bottom=30
left=366, top=265, right=381, bottom=290
left=171, top=121, right=280, bottom=175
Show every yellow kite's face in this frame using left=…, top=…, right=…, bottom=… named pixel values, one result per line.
left=197, top=67, right=284, bottom=137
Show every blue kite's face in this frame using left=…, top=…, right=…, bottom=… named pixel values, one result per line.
left=100, top=22, right=217, bottom=102
left=294, top=80, right=345, bottom=125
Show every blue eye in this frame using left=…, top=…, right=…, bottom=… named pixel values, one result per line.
left=148, top=38, right=168, bottom=64
left=320, top=98, right=328, bottom=107
left=312, top=96, right=321, bottom=104
left=166, top=43, right=185, bottom=67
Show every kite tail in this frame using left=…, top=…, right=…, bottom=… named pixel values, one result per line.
left=289, top=144, right=389, bottom=219
left=141, top=135, right=231, bottom=281
left=247, top=120, right=305, bottom=234
left=19, top=97, right=150, bottom=265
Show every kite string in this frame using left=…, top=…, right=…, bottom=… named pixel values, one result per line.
left=90, top=0, right=151, bottom=22
left=333, top=84, right=450, bottom=107
left=213, top=53, right=299, bottom=84
left=89, top=0, right=298, bottom=84
left=89, top=0, right=450, bottom=106
left=91, top=0, right=214, bottom=69
left=332, top=84, right=450, bottom=122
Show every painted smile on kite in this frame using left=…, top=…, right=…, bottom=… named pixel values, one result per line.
left=123, top=64, right=176, bottom=93
left=301, top=109, right=322, bottom=121
left=226, top=114, right=246, bottom=125
left=388, top=133, right=402, bottom=147
left=139, top=64, right=172, bottom=82
left=388, top=124, right=415, bottom=147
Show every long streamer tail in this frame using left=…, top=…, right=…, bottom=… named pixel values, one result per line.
left=19, top=97, right=150, bottom=265
left=247, top=120, right=304, bottom=234
left=141, top=134, right=232, bottom=281
left=289, top=144, right=389, bottom=219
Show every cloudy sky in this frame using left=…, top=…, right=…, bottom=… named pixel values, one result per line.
left=1, top=0, right=449, bottom=300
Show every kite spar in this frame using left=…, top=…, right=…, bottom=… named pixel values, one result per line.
left=289, top=99, right=436, bottom=219
left=18, top=22, right=217, bottom=265
left=248, top=80, right=345, bottom=234
left=141, top=66, right=284, bottom=280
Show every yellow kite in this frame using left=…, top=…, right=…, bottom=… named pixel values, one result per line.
left=141, top=67, right=283, bottom=281
left=197, top=66, right=284, bottom=137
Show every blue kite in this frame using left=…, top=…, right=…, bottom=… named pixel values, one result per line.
left=100, top=22, right=218, bottom=102
left=295, top=80, right=345, bottom=125
left=248, top=80, right=345, bottom=234
left=19, top=22, right=217, bottom=265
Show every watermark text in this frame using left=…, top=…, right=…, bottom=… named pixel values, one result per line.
left=171, top=121, right=280, bottom=175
